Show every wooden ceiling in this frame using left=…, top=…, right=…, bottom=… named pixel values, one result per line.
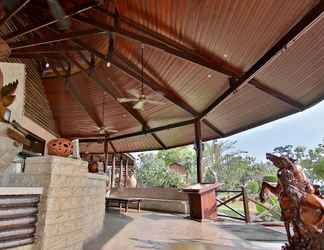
left=2, top=0, right=324, bottom=153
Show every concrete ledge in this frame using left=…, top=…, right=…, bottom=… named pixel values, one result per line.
left=0, top=187, right=43, bottom=195
left=110, top=187, right=189, bottom=214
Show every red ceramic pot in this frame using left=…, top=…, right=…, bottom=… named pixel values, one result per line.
left=47, top=138, right=73, bottom=157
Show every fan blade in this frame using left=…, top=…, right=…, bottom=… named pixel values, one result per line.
left=127, top=89, right=141, bottom=98
left=145, top=99, right=166, bottom=105
left=133, top=101, right=145, bottom=110
left=117, top=97, right=138, bottom=103
left=47, top=0, right=71, bottom=30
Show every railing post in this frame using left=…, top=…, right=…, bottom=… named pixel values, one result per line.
left=241, top=186, right=251, bottom=223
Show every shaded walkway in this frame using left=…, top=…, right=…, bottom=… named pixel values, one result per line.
left=84, top=210, right=286, bottom=250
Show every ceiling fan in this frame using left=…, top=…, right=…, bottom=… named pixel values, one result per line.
left=91, top=125, right=118, bottom=135
left=117, top=45, right=166, bottom=111
left=91, top=93, right=118, bottom=135
left=2, top=0, right=70, bottom=30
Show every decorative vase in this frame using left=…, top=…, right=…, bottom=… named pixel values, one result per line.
left=88, top=162, right=98, bottom=173
left=47, top=138, right=73, bottom=157
left=0, top=122, right=22, bottom=173
left=127, top=174, right=137, bottom=188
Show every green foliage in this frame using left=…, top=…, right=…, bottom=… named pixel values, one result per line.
left=137, top=139, right=324, bottom=192
left=273, top=141, right=324, bottom=182
left=263, top=175, right=277, bottom=183
left=246, top=181, right=260, bottom=194
left=256, top=196, right=281, bottom=221
left=137, top=149, right=193, bottom=188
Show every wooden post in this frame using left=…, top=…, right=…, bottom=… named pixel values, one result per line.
left=111, top=153, right=116, bottom=187
left=195, top=119, right=202, bottom=183
left=124, top=158, right=129, bottom=187
left=119, top=156, right=123, bottom=187
left=104, top=137, right=108, bottom=173
left=241, top=186, right=251, bottom=223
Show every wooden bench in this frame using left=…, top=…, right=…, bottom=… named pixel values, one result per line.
left=106, top=197, right=143, bottom=214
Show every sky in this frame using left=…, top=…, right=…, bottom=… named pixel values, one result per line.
left=220, top=100, right=324, bottom=162
left=134, top=100, right=324, bottom=163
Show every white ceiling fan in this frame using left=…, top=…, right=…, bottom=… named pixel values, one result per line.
left=91, top=93, right=118, bottom=135
left=117, top=45, right=166, bottom=111
left=90, top=125, right=118, bottom=135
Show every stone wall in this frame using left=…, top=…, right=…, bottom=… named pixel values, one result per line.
left=1, top=156, right=106, bottom=250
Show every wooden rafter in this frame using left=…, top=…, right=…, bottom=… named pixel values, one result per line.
left=73, top=15, right=237, bottom=77
left=73, top=11, right=306, bottom=112
left=0, top=0, right=31, bottom=27
left=73, top=40, right=224, bottom=137
left=3, top=1, right=98, bottom=41
left=199, top=0, right=324, bottom=118
left=74, top=39, right=198, bottom=117
left=202, top=119, right=224, bottom=137
left=52, top=64, right=103, bottom=128
left=65, top=53, right=167, bottom=149
left=77, top=118, right=196, bottom=143
left=9, top=29, right=104, bottom=50
left=13, top=44, right=83, bottom=55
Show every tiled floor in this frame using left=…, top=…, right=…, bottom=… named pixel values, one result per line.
left=83, top=210, right=286, bottom=250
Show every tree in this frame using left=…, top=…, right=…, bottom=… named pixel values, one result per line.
left=137, top=152, right=187, bottom=188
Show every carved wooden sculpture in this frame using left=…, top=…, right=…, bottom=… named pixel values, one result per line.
left=260, top=153, right=324, bottom=250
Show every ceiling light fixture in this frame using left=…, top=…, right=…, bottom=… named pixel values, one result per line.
left=106, top=62, right=111, bottom=67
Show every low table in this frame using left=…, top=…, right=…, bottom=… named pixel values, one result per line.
left=106, top=197, right=143, bottom=214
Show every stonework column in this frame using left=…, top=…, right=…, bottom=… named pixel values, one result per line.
left=20, top=156, right=107, bottom=250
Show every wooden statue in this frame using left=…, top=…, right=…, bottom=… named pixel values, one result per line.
left=260, top=153, right=324, bottom=250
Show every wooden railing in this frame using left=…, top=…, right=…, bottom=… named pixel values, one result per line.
left=216, top=187, right=251, bottom=223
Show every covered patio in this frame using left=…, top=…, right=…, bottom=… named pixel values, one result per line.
left=0, top=0, right=324, bottom=250
left=84, top=210, right=285, bottom=250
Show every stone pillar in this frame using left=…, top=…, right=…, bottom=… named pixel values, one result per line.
left=21, top=156, right=106, bottom=250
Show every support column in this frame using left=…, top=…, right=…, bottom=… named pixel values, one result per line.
left=119, top=156, right=123, bottom=187
left=124, top=158, right=129, bottom=187
left=195, top=119, right=202, bottom=183
left=111, top=153, right=116, bottom=187
left=104, top=137, right=108, bottom=173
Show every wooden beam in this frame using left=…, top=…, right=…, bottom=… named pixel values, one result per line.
left=202, top=119, right=224, bottom=137
left=119, top=158, right=123, bottom=187
left=82, top=9, right=307, bottom=112
left=124, top=158, right=129, bottom=187
left=4, top=1, right=98, bottom=41
left=0, top=0, right=31, bottom=27
left=111, top=153, right=116, bottom=187
left=195, top=119, right=202, bottom=183
left=74, top=39, right=198, bottom=117
left=104, top=137, right=108, bottom=173
left=9, top=29, right=104, bottom=50
left=64, top=53, right=167, bottom=149
left=9, top=53, right=63, bottom=59
left=249, top=79, right=304, bottom=111
left=110, top=142, right=117, bottom=153
left=73, top=15, right=236, bottom=77
left=77, top=118, right=196, bottom=143
left=199, top=1, right=324, bottom=118
left=53, top=65, right=103, bottom=127
left=12, top=46, right=84, bottom=54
